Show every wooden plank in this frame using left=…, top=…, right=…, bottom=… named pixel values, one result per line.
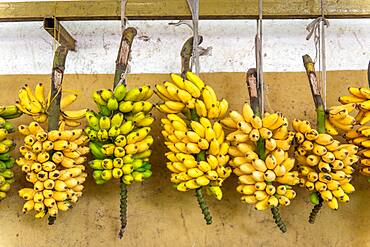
left=0, top=0, right=370, bottom=21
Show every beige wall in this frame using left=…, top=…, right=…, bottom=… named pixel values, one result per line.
left=0, top=71, right=369, bottom=247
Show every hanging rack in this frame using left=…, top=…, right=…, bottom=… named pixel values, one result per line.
left=1, top=0, right=370, bottom=22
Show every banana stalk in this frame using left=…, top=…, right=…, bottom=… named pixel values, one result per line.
left=114, top=27, right=137, bottom=238
left=308, top=193, right=323, bottom=224
left=247, top=67, right=286, bottom=233
left=271, top=206, right=287, bottom=233
left=302, top=54, right=325, bottom=223
left=118, top=182, right=128, bottom=238
left=48, top=45, right=69, bottom=225
left=114, top=27, right=137, bottom=88
left=181, top=35, right=213, bottom=225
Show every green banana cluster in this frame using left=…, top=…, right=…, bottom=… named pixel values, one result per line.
left=0, top=107, right=19, bottom=200
left=86, top=84, right=154, bottom=185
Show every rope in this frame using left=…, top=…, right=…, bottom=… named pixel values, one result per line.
left=256, top=0, right=264, bottom=116
left=117, top=0, right=129, bottom=88
left=121, top=0, right=127, bottom=32
left=306, top=0, right=329, bottom=108
left=186, top=0, right=200, bottom=75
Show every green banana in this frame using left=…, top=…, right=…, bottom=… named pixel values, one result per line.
left=93, top=91, right=107, bottom=106
left=98, top=105, right=112, bottom=117
left=89, top=159, right=104, bottom=170
left=97, top=129, right=109, bottom=142
left=100, top=89, right=114, bottom=101
left=89, top=142, right=106, bottom=159
left=119, top=121, right=134, bottom=135
left=4, top=158, right=15, bottom=169
left=99, top=116, right=111, bottom=130
left=111, top=113, right=124, bottom=127
left=107, top=97, right=119, bottom=111
left=114, top=84, right=127, bottom=101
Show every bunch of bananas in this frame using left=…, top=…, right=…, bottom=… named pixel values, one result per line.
left=157, top=72, right=230, bottom=200
left=17, top=122, right=89, bottom=218
left=293, top=119, right=357, bottom=209
left=86, top=84, right=154, bottom=185
left=0, top=107, right=19, bottom=201
left=345, top=127, right=370, bottom=176
left=221, top=103, right=298, bottom=210
left=162, top=115, right=230, bottom=198
left=16, top=83, right=87, bottom=126
left=325, top=103, right=357, bottom=135
left=333, top=86, right=370, bottom=177
left=155, top=72, right=228, bottom=119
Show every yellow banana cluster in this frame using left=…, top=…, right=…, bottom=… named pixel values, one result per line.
left=325, top=103, right=357, bottom=135
left=345, top=126, right=370, bottom=176
left=16, top=83, right=87, bottom=127
left=17, top=122, right=89, bottom=219
left=293, top=119, right=357, bottom=209
left=0, top=114, right=17, bottom=201
left=162, top=114, right=230, bottom=199
left=87, top=84, right=154, bottom=185
left=335, top=86, right=370, bottom=177
left=156, top=72, right=228, bottom=119
left=222, top=103, right=298, bottom=210
left=338, top=87, right=370, bottom=125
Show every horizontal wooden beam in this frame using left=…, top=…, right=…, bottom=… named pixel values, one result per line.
left=0, top=0, right=370, bottom=22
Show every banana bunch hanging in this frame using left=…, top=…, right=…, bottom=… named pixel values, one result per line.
left=0, top=106, right=20, bottom=201
left=156, top=73, right=228, bottom=118
left=330, top=86, right=370, bottom=177
left=16, top=83, right=87, bottom=126
left=17, top=122, right=89, bottom=219
left=293, top=119, right=358, bottom=210
left=162, top=115, right=230, bottom=196
left=157, top=72, right=230, bottom=200
left=221, top=103, right=298, bottom=210
left=86, top=84, right=154, bottom=185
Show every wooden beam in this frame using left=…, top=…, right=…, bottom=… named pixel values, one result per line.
left=43, top=17, right=76, bottom=51
left=0, top=0, right=370, bottom=22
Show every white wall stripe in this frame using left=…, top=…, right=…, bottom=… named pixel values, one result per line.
left=0, top=19, right=369, bottom=74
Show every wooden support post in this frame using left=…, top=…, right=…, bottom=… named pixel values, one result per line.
left=43, top=17, right=76, bottom=51
left=302, top=54, right=325, bottom=224
left=114, top=27, right=137, bottom=239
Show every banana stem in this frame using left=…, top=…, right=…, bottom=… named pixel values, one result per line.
left=113, top=27, right=137, bottom=239
left=308, top=194, right=323, bottom=224
left=48, top=216, right=56, bottom=225
left=303, top=54, right=326, bottom=223
left=195, top=187, right=212, bottom=225
left=113, top=27, right=137, bottom=87
left=118, top=182, right=128, bottom=239
left=271, top=206, right=287, bottom=233
left=316, top=105, right=325, bottom=134
left=48, top=45, right=68, bottom=225
left=189, top=108, right=212, bottom=224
